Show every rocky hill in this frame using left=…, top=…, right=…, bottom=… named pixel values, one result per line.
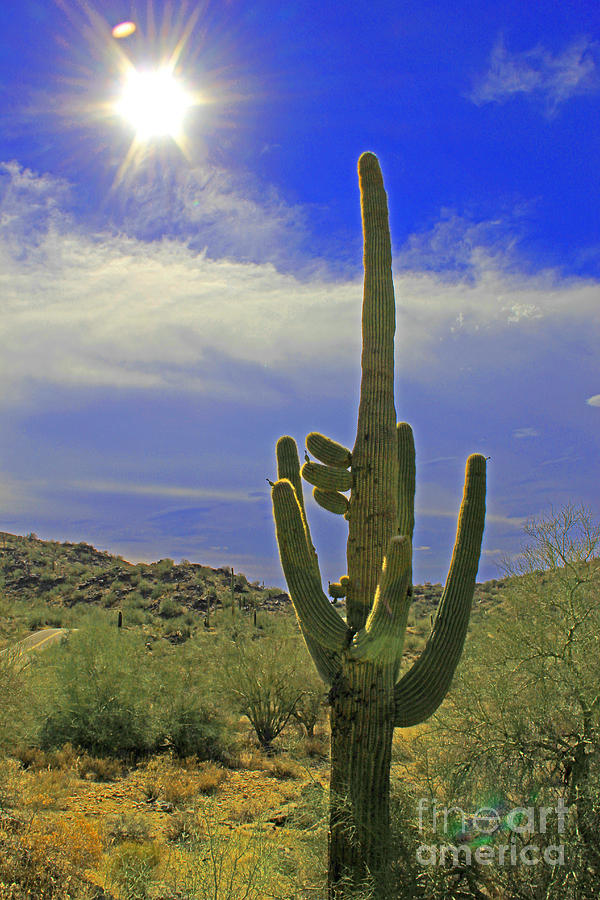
left=0, top=531, right=506, bottom=642
left=0, top=531, right=289, bottom=638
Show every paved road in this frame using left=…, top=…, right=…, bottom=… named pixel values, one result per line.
left=1, top=627, right=69, bottom=659
left=16, top=628, right=69, bottom=652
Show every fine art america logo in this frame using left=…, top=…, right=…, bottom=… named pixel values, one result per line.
left=416, top=798, right=568, bottom=867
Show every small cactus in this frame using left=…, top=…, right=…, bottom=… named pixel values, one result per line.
left=271, top=152, right=486, bottom=895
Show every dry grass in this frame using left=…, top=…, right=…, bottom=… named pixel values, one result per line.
left=0, top=743, right=331, bottom=899
left=104, top=810, right=152, bottom=845
left=196, top=760, right=226, bottom=794
left=0, top=813, right=102, bottom=899
left=78, top=752, right=124, bottom=782
left=140, top=755, right=221, bottom=807
left=22, top=767, right=72, bottom=810
left=263, top=755, right=303, bottom=779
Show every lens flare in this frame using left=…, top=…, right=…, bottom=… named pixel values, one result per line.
left=112, top=21, right=136, bottom=39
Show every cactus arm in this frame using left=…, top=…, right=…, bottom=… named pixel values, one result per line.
left=302, top=462, right=352, bottom=493
left=346, top=152, right=399, bottom=630
left=275, top=436, right=344, bottom=683
left=276, top=436, right=320, bottom=568
left=272, top=479, right=348, bottom=652
left=307, top=432, right=352, bottom=468
left=397, top=423, right=415, bottom=542
left=349, top=536, right=412, bottom=670
left=313, top=488, right=349, bottom=516
left=277, top=436, right=311, bottom=521
left=393, top=454, right=487, bottom=727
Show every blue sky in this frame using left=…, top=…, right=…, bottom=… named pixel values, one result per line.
left=0, top=0, right=599, bottom=587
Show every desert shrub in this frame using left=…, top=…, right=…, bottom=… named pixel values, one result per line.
left=159, top=801, right=277, bottom=899
left=0, top=758, right=23, bottom=810
left=0, top=815, right=102, bottom=899
left=77, top=753, right=123, bottom=781
left=140, top=756, right=181, bottom=803
left=0, top=648, right=31, bottom=752
left=218, top=626, right=307, bottom=752
left=120, top=606, right=145, bottom=626
left=291, top=670, right=326, bottom=738
left=124, top=591, right=145, bottom=608
left=158, top=692, right=226, bottom=759
left=196, top=761, right=226, bottom=794
left=162, top=618, right=191, bottom=640
left=153, top=646, right=232, bottom=762
left=14, top=745, right=47, bottom=771
left=23, top=767, right=72, bottom=810
left=104, top=812, right=151, bottom=845
left=156, top=558, right=175, bottom=579
left=140, top=756, right=221, bottom=807
left=166, top=807, right=200, bottom=844
left=302, top=734, right=329, bottom=759
left=105, top=840, right=161, bottom=899
left=158, top=597, right=182, bottom=619
left=36, top=615, right=155, bottom=760
left=161, top=773, right=197, bottom=807
left=287, top=781, right=327, bottom=831
left=27, top=612, right=64, bottom=630
left=264, top=756, right=302, bottom=779
left=46, top=742, right=79, bottom=770
left=404, top=505, right=600, bottom=900
left=138, top=579, right=154, bottom=598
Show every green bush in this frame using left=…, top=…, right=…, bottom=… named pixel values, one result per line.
left=218, top=623, right=308, bottom=752
left=37, top=616, right=155, bottom=760
left=159, top=597, right=182, bottom=619
left=138, top=580, right=154, bottom=598
left=0, top=646, right=31, bottom=751
left=154, top=646, right=232, bottom=761
left=106, top=840, right=161, bottom=899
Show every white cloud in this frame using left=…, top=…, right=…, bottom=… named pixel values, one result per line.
left=110, top=160, right=312, bottom=267
left=587, top=394, right=600, bottom=407
left=418, top=507, right=526, bottom=529
left=471, top=37, right=599, bottom=113
left=539, top=454, right=583, bottom=467
left=513, top=427, right=540, bottom=439
left=69, top=479, right=257, bottom=502
left=1, top=162, right=599, bottom=409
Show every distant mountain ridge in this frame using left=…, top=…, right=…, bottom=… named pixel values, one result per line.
left=0, top=531, right=290, bottom=623
left=0, top=531, right=506, bottom=629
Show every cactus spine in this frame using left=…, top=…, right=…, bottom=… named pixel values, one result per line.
left=271, top=152, right=486, bottom=896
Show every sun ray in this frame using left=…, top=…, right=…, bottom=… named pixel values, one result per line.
left=26, top=0, right=254, bottom=200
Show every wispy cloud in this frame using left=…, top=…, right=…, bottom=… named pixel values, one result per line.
left=513, top=427, right=539, bottom=439
left=418, top=507, right=526, bottom=529
left=68, top=479, right=257, bottom=502
left=109, top=159, right=313, bottom=269
left=471, top=37, right=599, bottom=113
left=2, top=163, right=599, bottom=411
left=587, top=394, right=600, bottom=407
left=539, top=454, right=583, bottom=467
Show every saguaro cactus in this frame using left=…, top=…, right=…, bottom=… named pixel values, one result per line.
left=271, top=152, right=486, bottom=896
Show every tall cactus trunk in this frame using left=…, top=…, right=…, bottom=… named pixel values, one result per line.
left=328, top=661, right=396, bottom=895
left=346, top=154, right=398, bottom=632
left=271, top=152, right=487, bottom=898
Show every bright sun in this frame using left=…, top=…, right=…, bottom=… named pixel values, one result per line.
left=116, top=67, right=192, bottom=140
